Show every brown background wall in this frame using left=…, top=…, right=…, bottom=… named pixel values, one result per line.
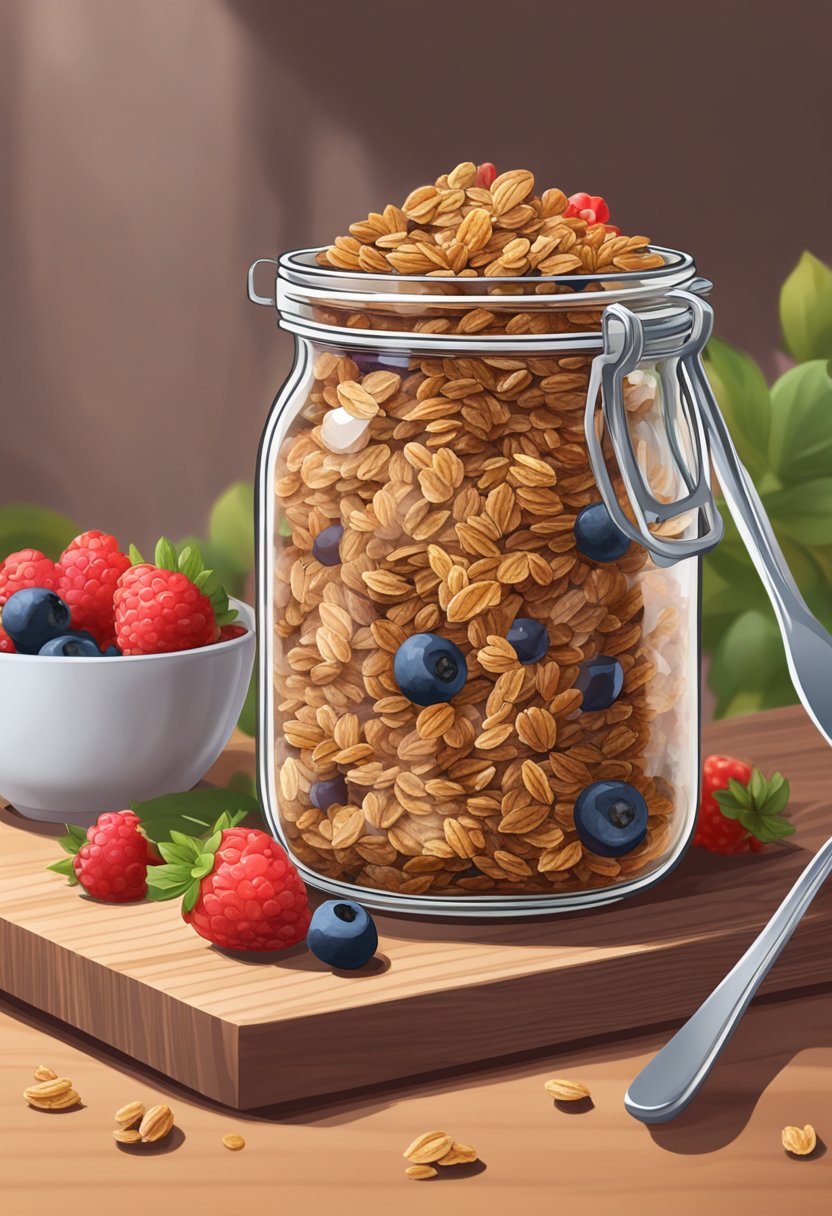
left=2, top=0, right=830, bottom=551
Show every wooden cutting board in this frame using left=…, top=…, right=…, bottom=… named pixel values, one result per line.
left=1, top=705, right=830, bottom=1110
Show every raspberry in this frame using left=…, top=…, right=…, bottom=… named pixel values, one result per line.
left=694, top=755, right=793, bottom=855
left=49, top=810, right=160, bottom=903
left=218, top=624, right=247, bottom=643
left=0, top=625, right=15, bottom=653
left=114, top=565, right=220, bottom=655
left=565, top=192, right=611, bottom=226
left=0, top=549, right=57, bottom=608
left=56, top=531, right=131, bottom=648
left=146, top=815, right=311, bottom=952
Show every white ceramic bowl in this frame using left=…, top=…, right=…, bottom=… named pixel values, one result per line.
left=0, top=599, right=255, bottom=824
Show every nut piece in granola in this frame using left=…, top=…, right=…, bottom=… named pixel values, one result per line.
left=222, top=1134, right=246, bottom=1151
left=33, top=1064, right=57, bottom=1082
left=115, top=1100, right=145, bottom=1129
left=403, top=1130, right=455, bottom=1164
left=138, top=1103, right=175, bottom=1143
left=544, top=1078, right=591, bottom=1102
left=781, top=1124, right=817, bottom=1156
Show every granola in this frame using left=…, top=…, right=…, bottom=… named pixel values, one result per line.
left=270, top=165, right=694, bottom=900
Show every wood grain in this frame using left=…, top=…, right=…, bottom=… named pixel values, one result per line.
left=1, top=707, right=831, bottom=1109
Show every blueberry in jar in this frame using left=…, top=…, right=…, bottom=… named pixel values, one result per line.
left=307, top=899, right=378, bottom=970
left=573, top=780, right=648, bottom=857
left=2, top=588, right=71, bottom=654
left=506, top=617, right=549, bottom=665
left=393, top=632, right=467, bottom=706
left=352, top=351, right=411, bottom=374
left=39, top=631, right=103, bottom=657
left=576, top=655, right=624, bottom=711
left=309, top=774, right=348, bottom=810
left=574, top=502, right=630, bottom=563
left=312, top=524, right=344, bottom=566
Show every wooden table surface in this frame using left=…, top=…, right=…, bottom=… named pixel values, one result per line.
left=2, top=705, right=831, bottom=1215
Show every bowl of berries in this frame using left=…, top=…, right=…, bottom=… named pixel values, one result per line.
left=0, top=531, right=255, bottom=823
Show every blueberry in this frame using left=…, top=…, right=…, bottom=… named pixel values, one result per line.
left=352, top=351, right=411, bottom=374
left=576, top=655, right=624, bottom=711
left=573, top=780, right=648, bottom=857
left=312, top=524, right=344, bottom=566
left=393, top=633, right=467, bottom=706
left=309, top=775, right=348, bottom=810
left=104, top=644, right=122, bottom=656
left=506, top=617, right=549, bottom=664
left=574, top=502, right=631, bottom=563
left=39, top=631, right=103, bottom=657
left=307, top=899, right=378, bottom=970
left=2, top=588, right=71, bottom=654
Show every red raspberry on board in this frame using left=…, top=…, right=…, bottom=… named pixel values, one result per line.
left=48, top=810, right=160, bottom=902
left=146, top=813, right=311, bottom=952
left=0, top=549, right=57, bottom=608
left=694, top=754, right=794, bottom=855
left=56, top=530, right=131, bottom=648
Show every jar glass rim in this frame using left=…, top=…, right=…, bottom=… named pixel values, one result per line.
left=278, top=243, right=695, bottom=298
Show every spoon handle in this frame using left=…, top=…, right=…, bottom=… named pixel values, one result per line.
left=625, top=836, right=832, bottom=1124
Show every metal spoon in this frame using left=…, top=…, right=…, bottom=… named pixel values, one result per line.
left=625, top=835, right=832, bottom=1123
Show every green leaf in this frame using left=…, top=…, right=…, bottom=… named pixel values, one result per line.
left=760, top=480, right=832, bottom=546
left=128, top=543, right=146, bottom=565
left=177, top=545, right=203, bottom=583
left=157, top=840, right=192, bottom=865
left=229, top=769, right=257, bottom=799
left=768, top=360, right=832, bottom=484
left=182, top=878, right=202, bottom=914
left=144, top=866, right=193, bottom=892
left=0, top=504, right=80, bottom=562
left=708, top=609, right=796, bottom=718
left=703, top=338, right=771, bottom=478
left=46, top=857, right=78, bottom=881
left=154, top=536, right=179, bottom=571
left=779, top=251, right=832, bottom=362
left=190, top=856, right=215, bottom=880
left=130, top=787, right=261, bottom=844
left=237, top=668, right=257, bottom=737
left=209, top=482, right=254, bottom=583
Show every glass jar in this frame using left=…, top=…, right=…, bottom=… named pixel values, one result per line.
left=247, top=247, right=722, bottom=916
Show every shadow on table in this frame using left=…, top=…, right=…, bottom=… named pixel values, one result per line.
left=645, top=989, right=832, bottom=1156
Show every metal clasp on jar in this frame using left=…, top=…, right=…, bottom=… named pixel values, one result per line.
left=585, top=288, right=725, bottom=567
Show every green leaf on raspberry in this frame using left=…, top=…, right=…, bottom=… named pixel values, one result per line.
left=142, top=803, right=250, bottom=906
left=154, top=536, right=179, bottom=572
left=46, top=857, right=79, bottom=883
left=128, top=543, right=146, bottom=565
left=713, top=767, right=795, bottom=845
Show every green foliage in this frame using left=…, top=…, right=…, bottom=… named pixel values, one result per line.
left=780, top=252, right=832, bottom=362
left=703, top=251, right=832, bottom=717
left=0, top=504, right=80, bottom=560
left=130, top=786, right=261, bottom=845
